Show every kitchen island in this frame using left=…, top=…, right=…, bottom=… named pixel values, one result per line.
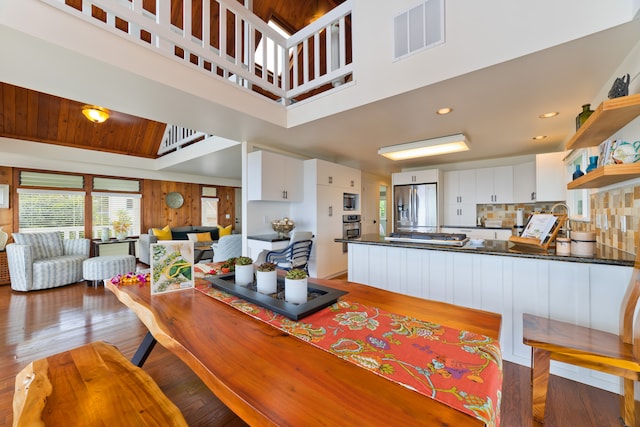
left=337, top=234, right=634, bottom=395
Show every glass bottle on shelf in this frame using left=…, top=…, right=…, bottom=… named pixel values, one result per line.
left=585, top=155, right=598, bottom=173
left=575, top=104, right=594, bottom=130
left=572, top=164, right=584, bottom=180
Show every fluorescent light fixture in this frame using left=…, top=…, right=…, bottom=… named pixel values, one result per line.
left=378, top=134, right=470, bottom=161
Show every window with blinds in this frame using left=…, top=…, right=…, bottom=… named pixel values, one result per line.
left=17, top=189, right=85, bottom=238
left=92, top=177, right=142, bottom=239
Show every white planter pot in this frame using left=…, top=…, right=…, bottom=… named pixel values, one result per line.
left=235, top=264, right=254, bottom=286
left=285, top=277, right=308, bottom=304
left=256, top=270, right=277, bottom=294
left=101, top=227, right=110, bottom=242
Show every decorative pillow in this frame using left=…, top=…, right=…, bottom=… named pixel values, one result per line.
left=218, top=225, right=232, bottom=237
left=187, top=232, right=212, bottom=242
left=151, top=225, right=172, bottom=240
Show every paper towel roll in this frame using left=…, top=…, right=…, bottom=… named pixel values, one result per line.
left=516, top=209, right=524, bottom=227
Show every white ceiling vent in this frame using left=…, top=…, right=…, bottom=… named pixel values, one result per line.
left=394, top=0, right=445, bottom=61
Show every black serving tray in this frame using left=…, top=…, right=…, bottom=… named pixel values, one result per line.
left=205, top=273, right=348, bottom=320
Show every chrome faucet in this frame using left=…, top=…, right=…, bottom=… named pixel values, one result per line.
left=550, top=203, right=571, bottom=238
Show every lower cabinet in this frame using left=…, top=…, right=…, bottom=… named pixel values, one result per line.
left=247, top=239, right=289, bottom=261
left=347, top=243, right=632, bottom=395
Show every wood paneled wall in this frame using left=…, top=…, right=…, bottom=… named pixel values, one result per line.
left=0, top=166, right=236, bottom=242
left=0, top=167, right=14, bottom=240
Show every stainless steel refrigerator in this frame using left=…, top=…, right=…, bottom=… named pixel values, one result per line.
left=394, top=183, right=438, bottom=233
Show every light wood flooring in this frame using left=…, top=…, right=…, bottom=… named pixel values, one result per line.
left=0, top=281, right=626, bottom=426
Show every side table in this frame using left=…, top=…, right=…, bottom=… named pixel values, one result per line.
left=92, top=238, right=137, bottom=258
left=0, top=251, right=9, bottom=285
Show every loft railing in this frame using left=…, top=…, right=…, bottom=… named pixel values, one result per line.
left=158, top=125, right=212, bottom=155
left=40, top=0, right=353, bottom=105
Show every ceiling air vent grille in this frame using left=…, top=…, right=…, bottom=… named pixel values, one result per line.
left=394, top=0, right=445, bottom=61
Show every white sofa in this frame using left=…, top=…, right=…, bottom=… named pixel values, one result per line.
left=7, top=232, right=90, bottom=292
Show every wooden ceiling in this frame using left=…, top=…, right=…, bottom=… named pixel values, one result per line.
left=0, top=0, right=344, bottom=159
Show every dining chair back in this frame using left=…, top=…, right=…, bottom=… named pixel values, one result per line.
left=265, top=239, right=313, bottom=274
left=523, top=246, right=640, bottom=426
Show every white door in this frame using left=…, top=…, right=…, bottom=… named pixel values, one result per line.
left=361, top=175, right=381, bottom=236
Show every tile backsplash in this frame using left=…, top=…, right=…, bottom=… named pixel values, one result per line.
left=477, top=183, right=640, bottom=255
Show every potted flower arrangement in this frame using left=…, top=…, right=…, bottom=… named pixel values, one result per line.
left=234, top=256, right=254, bottom=286
left=256, top=262, right=277, bottom=294
left=220, top=257, right=236, bottom=274
left=112, top=210, right=132, bottom=241
left=284, top=268, right=308, bottom=304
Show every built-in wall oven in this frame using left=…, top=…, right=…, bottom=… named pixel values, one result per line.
left=342, top=214, right=361, bottom=253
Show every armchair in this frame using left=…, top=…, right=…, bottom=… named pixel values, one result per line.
left=7, top=232, right=90, bottom=291
left=212, top=234, right=242, bottom=262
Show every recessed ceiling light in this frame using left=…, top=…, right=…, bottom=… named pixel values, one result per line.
left=532, top=135, right=547, bottom=140
left=538, top=112, right=559, bottom=119
left=436, top=107, right=453, bottom=115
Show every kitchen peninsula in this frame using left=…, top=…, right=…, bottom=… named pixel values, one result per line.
left=338, top=234, right=635, bottom=394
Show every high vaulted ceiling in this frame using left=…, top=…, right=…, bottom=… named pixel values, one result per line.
left=1, top=1, right=639, bottom=183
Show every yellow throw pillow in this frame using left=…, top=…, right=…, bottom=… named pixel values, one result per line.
left=218, top=225, right=232, bottom=237
left=197, top=232, right=212, bottom=242
left=151, top=225, right=172, bottom=240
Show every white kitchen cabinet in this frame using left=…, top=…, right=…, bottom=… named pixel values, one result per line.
left=513, top=161, right=536, bottom=203
left=314, top=159, right=361, bottom=190
left=536, top=152, right=567, bottom=202
left=347, top=242, right=632, bottom=395
left=475, top=166, right=514, bottom=204
left=443, top=170, right=476, bottom=226
left=247, top=151, right=303, bottom=202
left=392, top=169, right=439, bottom=186
left=289, top=159, right=355, bottom=278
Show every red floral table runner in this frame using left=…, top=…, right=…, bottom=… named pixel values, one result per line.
left=193, top=272, right=502, bottom=426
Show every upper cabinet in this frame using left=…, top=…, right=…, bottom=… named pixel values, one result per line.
left=475, top=166, right=514, bottom=204
left=392, top=170, right=439, bottom=186
left=247, top=151, right=303, bottom=202
left=566, top=94, right=640, bottom=189
left=513, top=161, right=536, bottom=203
left=313, top=159, right=361, bottom=190
left=443, top=170, right=476, bottom=226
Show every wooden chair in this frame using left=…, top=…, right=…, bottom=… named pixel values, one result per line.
left=523, top=249, right=640, bottom=426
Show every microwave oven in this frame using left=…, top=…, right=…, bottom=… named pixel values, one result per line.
left=343, top=193, right=357, bottom=211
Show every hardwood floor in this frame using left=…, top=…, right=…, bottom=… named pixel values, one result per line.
left=0, top=282, right=625, bottom=426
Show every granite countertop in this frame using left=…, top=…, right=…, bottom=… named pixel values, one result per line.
left=247, top=234, right=290, bottom=243
left=336, top=234, right=635, bottom=267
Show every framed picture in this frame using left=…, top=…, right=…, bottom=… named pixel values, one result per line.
left=150, top=240, right=195, bottom=294
left=0, top=184, right=8, bottom=209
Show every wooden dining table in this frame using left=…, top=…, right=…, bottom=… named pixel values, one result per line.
left=106, top=274, right=502, bottom=426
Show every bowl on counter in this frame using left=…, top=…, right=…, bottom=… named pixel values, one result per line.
left=469, top=238, right=485, bottom=246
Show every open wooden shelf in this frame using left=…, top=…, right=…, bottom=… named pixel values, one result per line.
left=567, top=163, right=640, bottom=189
left=566, top=93, right=640, bottom=150
left=565, top=94, right=640, bottom=190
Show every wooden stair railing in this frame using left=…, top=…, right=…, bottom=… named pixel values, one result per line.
left=523, top=246, right=640, bottom=426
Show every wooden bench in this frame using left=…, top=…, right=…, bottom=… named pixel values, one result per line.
left=523, top=249, right=640, bottom=426
left=13, top=341, right=188, bottom=426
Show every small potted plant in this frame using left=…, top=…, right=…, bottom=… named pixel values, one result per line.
left=256, top=262, right=277, bottom=294
left=234, top=256, right=254, bottom=286
left=284, top=268, right=308, bottom=304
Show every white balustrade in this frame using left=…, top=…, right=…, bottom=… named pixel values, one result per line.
left=40, top=0, right=353, bottom=106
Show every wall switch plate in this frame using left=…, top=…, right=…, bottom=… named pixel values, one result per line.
left=620, top=215, right=627, bottom=233
left=225, top=214, right=231, bottom=219
left=595, top=214, right=601, bottom=229
left=603, top=213, right=608, bottom=230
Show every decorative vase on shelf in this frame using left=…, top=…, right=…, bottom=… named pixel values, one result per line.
left=116, top=232, right=128, bottom=241
left=575, top=104, right=594, bottom=130
left=101, top=227, right=110, bottom=242
left=572, top=164, right=584, bottom=180
left=585, top=156, right=599, bottom=173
